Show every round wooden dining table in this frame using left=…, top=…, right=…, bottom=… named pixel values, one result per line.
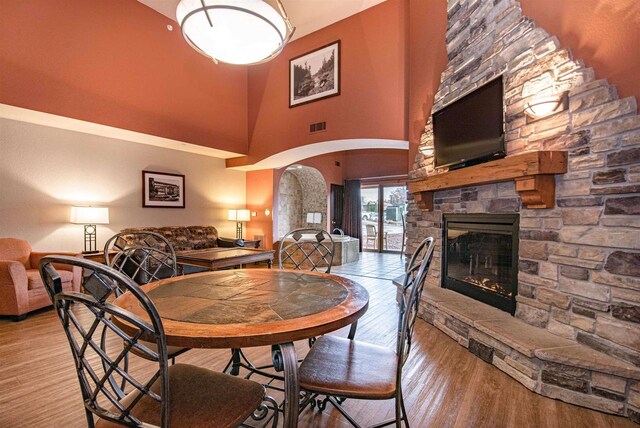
left=113, top=268, right=369, bottom=428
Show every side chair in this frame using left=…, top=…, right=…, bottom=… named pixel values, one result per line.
left=277, top=228, right=358, bottom=340
left=226, top=229, right=338, bottom=394
left=298, top=236, right=436, bottom=427
left=39, top=255, right=278, bottom=428
left=278, top=228, right=335, bottom=273
left=104, top=231, right=187, bottom=362
left=104, top=231, right=178, bottom=284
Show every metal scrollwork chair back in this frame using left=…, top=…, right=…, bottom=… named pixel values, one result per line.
left=397, top=236, right=435, bottom=371
left=104, top=231, right=177, bottom=286
left=298, top=236, right=436, bottom=428
left=39, top=255, right=277, bottom=428
left=104, top=231, right=188, bottom=363
left=278, top=228, right=335, bottom=273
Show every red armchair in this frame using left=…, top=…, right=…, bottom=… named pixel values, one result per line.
left=0, top=238, right=81, bottom=321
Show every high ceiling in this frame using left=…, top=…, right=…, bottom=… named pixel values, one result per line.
left=137, top=0, right=387, bottom=41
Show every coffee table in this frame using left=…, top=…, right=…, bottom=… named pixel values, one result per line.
left=113, top=269, right=369, bottom=428
left=176, top=247, right=274, bottom=271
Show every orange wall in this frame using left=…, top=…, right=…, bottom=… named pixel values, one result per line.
left=245, top=0, right=408, bottom=165
left=344, top=149, right=409, bottom=180
left=407, top=0, right=448, bottom=169
left=0, top=0, right=248, bottom=153
left=520, top=0, right=640, bottom=101
left=246, top=169, right=275, bottom=248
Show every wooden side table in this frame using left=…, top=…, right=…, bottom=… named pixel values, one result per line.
left=218, top=237, right=262, bottom=249
left=80, top=251, right=117, bottom=264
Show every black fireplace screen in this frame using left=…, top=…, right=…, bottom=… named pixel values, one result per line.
left=443, top=214, right=519, bottom=314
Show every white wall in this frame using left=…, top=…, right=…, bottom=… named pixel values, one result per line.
left=0, top=119, right=246, bottom=252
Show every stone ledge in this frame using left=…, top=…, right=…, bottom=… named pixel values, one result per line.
left=415, top=285, right=640, bottom=417
left=535, top=345, right=640, bottom=381
left=421, top=286, right=640, bottom=379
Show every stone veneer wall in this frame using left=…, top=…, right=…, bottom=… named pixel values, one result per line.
left=277, top=167, right=328, bottom=238
left=278, top=171, right=303, bottom=238
left=407, top=0, right=640, bottom=369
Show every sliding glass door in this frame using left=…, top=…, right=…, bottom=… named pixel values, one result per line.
left=361, top=184, right=407, bottom=253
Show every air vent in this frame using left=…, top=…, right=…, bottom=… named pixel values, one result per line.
left=309, top=121, right=326, bottom=133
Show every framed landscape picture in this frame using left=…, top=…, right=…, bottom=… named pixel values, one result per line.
left=142, top=171, right=185, bottom=208
left=290, top=40, right=340, bottom=108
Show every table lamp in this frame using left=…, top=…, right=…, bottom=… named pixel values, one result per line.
left=228, top=209, right=251, bottom=239
left=70, top=206, right=110, bottom=254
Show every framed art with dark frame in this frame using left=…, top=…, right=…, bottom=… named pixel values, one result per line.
left=142, top=171, right=185, bottom=208
left=290, top=40, right=340, bottom=108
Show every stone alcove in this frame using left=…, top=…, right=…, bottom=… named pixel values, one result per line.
left=277, top=166, right=328, bottom=238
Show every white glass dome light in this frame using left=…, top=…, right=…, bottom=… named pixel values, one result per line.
left=177, top=0, right=295, bottom=65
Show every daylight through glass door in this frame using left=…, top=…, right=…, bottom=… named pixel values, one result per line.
left=361, top=185, right=406, bottom=253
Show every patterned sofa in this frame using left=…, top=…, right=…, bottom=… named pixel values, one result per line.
left=117, top=226, right=248, bottom=277
left=119, top=225, right=224, bottom=251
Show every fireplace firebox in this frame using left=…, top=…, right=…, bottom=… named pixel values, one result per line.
left=443, top=214, right=519, bottom=314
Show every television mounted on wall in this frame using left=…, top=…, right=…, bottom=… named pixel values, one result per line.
left=433, top=75, right=505, bottom=170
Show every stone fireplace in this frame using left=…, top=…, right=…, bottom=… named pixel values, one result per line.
left=443, top=214, right=519, bottom=314
left=405, top=0, right=640, bottom=421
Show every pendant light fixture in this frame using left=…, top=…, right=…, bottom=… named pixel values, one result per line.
left=177, top=0, right=295, bottom=65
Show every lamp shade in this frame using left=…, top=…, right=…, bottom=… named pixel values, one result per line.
left=177, top=0, right=294, bottom=65
left=237, top=209, right=251, bottom=221
left=70, top=206, right=109, bottom=225
left=228, top=209, right=238, bottom=221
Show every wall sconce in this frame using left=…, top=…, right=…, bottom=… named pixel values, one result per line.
left=524, top=91, right=568, bottom=120
left=522, top=68, right=571, bottom=120
left=228, top=209, right=251, bottom=239
left=419, top=146, right=434, bottom=156
left=264, top=208, right=271, bottom=216
left=70, top=206, right=110, bottom=254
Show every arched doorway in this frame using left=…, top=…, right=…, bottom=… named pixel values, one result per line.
left=277, top=166, right=327, bottom=238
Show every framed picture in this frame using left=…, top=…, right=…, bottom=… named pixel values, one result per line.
left=142, top=171, right=185, bottom=208
left=290, top=40, right=340, bottom=108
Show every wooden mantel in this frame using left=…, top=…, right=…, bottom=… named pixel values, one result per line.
left=408, top=151, right=568, bottom=210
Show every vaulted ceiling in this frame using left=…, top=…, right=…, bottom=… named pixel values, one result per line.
left=137, top=0, right=387, bottom=40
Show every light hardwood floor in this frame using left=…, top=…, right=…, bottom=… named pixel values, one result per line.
left=0, top=260, right=635, bottom=427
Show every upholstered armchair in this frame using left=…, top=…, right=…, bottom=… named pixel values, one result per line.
left=0, top=238, right=81, bottom=321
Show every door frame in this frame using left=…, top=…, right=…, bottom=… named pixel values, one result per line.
left=361, top=180, right=407, bottom=254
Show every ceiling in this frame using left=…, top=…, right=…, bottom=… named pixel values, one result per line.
left=137, top=0, right=387, bottom=41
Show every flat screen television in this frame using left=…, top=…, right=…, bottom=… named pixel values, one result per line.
left=433, top=75, right=505, bottom=169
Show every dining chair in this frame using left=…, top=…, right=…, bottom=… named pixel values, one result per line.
left=39, top=255, right=278, bottom=428
left=298, top=236, right=436, bottom=427
left=365, top=224, right=388, bottom=250
left=277, top=228, right=352, bottom=341
left=278, top=228, right=335, bottom=273
left=104, top=231, right=187, bottom=362
left=104, top=231, right=178, bottom=284
left=227, top=229, right=337, bottom=389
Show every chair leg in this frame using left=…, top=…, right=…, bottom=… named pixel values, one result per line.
left=85, top=408, right=96, bottom=428
left=398, top=388, right=409, bottom=428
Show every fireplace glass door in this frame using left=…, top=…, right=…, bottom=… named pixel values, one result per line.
left=443, top=214, right=519, bottom=314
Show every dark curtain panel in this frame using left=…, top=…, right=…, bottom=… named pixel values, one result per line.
left=343, top=179, right=362, bottom=251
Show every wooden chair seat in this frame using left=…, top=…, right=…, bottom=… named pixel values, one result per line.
left=96, top=363, right=266, bottom=428
left=299, top=335, right=398, bottom=399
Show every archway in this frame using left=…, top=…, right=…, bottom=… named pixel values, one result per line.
left=277, top=165, right=327, bottom=239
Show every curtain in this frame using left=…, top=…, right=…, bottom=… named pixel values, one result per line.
left=343, top=179, right=362, bottom=251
